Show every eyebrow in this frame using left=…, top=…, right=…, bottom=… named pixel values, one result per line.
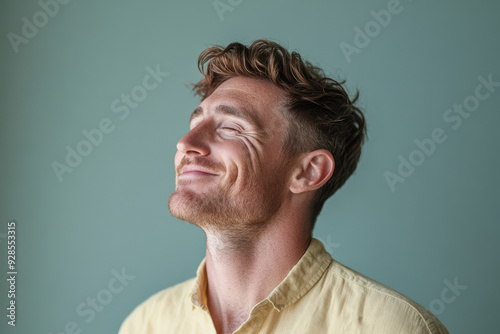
left=190, top=105, right=262, bottom=129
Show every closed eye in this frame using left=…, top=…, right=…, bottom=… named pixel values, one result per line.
left=218, top=126, right=241, bottom=136
left=219, top=127, right=240, bottom=135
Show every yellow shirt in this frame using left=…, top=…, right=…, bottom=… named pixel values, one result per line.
left=119, top=238, right=449, bottom=333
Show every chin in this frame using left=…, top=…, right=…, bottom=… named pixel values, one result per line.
left=167, top=183, right=285, bottom=235
left=167, top=189, right=214, bottom=225
left=168, top=190, right=194, bottom=220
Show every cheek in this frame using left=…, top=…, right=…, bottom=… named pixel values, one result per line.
left=214, top=141, right=248, bottom=176
left=236, top=135, right=264, bottom=166
left=224, top=139, right=266, bottom=188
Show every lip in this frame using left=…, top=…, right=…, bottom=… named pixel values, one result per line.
left=179, top=166, right=219, bottom=177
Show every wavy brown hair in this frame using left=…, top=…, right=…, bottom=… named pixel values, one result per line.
left=192, top=39, right=367, bottom=230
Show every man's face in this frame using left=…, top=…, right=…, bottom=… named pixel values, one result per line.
left=168, top=76, right=294, bottom=234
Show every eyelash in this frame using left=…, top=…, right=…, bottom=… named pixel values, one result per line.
left=220, top=127, right=239, bottom=132
left=189, top=121, right=242, bottom=133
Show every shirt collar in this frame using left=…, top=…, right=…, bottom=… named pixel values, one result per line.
left=189, top=256, right=209, bottom=311
left=188, top=238, right=333, bottom=312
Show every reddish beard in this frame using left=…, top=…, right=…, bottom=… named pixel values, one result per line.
left=167, top=156, right=290, bottom=237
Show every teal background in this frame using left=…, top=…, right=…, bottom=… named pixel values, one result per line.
left=1, top=0, right=499, bottom=333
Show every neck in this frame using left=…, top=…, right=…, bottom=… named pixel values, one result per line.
left=204, top=215, right=311, bottom=334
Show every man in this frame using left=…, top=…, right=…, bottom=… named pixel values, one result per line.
left=119, top=39, right=449, bottom=333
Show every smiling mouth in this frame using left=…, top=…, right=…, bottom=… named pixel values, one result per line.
left=178, top=165, right=219, bottom=178
left=179, top=170, right=218, bottom=177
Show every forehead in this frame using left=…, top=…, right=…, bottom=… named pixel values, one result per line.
left=194, top=77, right=288, bottom=128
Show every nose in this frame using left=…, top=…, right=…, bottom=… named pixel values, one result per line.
left=176, top=122, right=211, bottom=157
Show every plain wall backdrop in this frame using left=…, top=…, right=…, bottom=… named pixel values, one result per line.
left=1, top=0, right=499, bottom=333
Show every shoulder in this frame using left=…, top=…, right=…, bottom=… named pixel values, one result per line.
left=118, top=277, right=195, bottom=334
left=321, top=260, right=449, bottom=334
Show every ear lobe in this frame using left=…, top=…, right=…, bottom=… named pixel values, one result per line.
left=290, top=150, right=335, bottom=194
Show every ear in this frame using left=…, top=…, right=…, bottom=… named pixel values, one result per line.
left=289, top=149, right=335, bottom=194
